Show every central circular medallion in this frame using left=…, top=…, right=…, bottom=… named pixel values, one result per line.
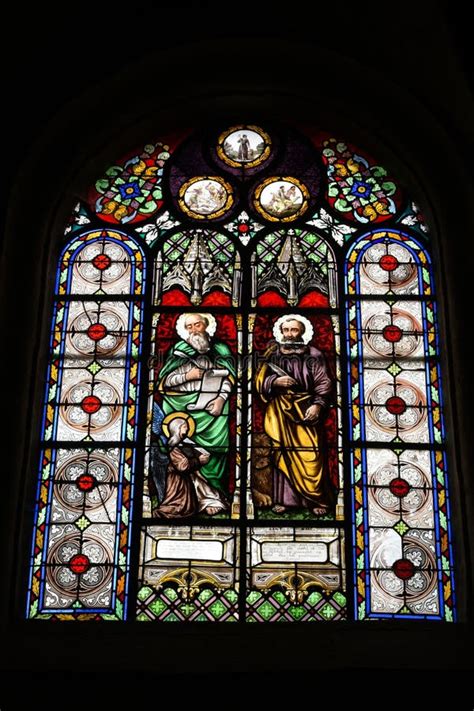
left=382, top=324, right=403, bottom=343
left=389, top=477, right=411, bottom=498
left=254, top=177, right=309, bottom=222
left=217, top=125, right=271, bottom=168
left=385, top=395, right=407, bottom=415
left=392, top=558, right=415, bottom=580
left=178, top=176, right=234, bottom=220
left=68, top=553, right=91, bottom=575
left=87, top=323, right=108, bottom=342
left=76, top=473, right=97, bottom=492
left=92, top=253, right=112, bottom=271
left=379, top=254, right=399, bottom=272
left=81, top=395, right=102, bottom=414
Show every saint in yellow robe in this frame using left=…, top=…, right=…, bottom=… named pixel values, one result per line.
left=255, top=343, right=334, bottom=507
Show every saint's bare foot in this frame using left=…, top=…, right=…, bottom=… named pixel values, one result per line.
left=312, top=505, right=329, bottom=516
left=272, top=504, right=287, bottom=514
left=204, top=506, right=220, bottom=515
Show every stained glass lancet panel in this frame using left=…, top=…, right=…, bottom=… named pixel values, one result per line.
left=246, top=228, right=346, bottom=621
left=136, top=228, right=241, bottom=622
left=346, top=230, right=455, bottom=620
left=27, top=230, right=145, bottom=620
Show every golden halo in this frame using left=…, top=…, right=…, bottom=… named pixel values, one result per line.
left=178, top=176, right=234, bottom=220
left=217, top=125, right=272, bottom=169
left=254, top=176, right=309, bottom=222
left=161, top=412, right=196, bottom=438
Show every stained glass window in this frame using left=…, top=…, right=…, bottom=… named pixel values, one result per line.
left=26, top=125, right=455, bottom=622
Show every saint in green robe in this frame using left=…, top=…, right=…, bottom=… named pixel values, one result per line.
left=157, top=339, right=236, bottom=493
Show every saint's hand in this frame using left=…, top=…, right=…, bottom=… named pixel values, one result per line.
left=274, top=375, right=297, bottom=388
left=198, top=452, right=210, bottom=464
left=186, top=366, right=205, bottom=381
left=205, top=396, right=225, bottom=416
left=304, top=404, right=322, bottom=422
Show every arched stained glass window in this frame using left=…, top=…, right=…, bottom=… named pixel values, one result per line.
left=26, top=125, right=455, bottom=622
left=346, top=231, right=454, bottom=619
left=28, top=230, right=145, bottom=618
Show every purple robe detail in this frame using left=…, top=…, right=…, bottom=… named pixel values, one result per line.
left=261, top=344, right=334, bottom=508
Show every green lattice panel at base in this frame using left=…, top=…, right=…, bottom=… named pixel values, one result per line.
left=137, top=585, right=239, bottom=622
left=246, top=589, right=347, bottom=622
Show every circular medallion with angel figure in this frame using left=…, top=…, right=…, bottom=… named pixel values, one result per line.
left=254, top=177, right=309, bottom=222
left=178, top=176, right=234, bottom=220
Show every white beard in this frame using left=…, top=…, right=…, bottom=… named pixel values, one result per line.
left=187, top=332, right=210, bottom=353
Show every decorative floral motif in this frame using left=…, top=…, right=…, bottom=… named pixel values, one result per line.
left=90, top=143, right=171, bottom=224
left=225, top=210, right=264, bottom=245
left=64, top=202, right=91, bottom=236
left=307, top=206, right=357, bottom=246
left=135, top=211, right=181, bottom=246
left=398, top=201, right=430, bottom=236
left=322, top=139, right=401, bottom=223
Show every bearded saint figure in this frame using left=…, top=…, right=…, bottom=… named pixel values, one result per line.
left=255, top=315, right=335, bottom=515
left=156, top=313, right=235, bottom=512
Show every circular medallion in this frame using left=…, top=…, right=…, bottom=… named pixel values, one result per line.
left=92, top=253, right=112, bottom=271
left=87, top=323, right=108, bottom=342
left=368, top=460, right=431, bottom=520
left=389, top=477, right=411, bottom=498
left=366, top=380, right=427, bottom=435
left=392, top=558, right=415, bottom=580
left=382, top=325, right=403, bottom=343
left=379, top=254, right=399, bottom=272
left=46, top=533, right=113, bottom=602
left=68, top=553, right=91, bottom=575
left=61, top=381, right=121, bottom=434
left=361, top=243, right=418, bottom=291
left=76, top=473, right=97, bottom=492
left=178, top=176, right=234, bottom=220
left=55, top=451, right=116, bottom=511
left=362, top=308, right=421, bottom=359
left=75, top=242, right=130, bottom=287
left=254, top=177, right=309, bottom=222
left=68, top=307, right=127, bottom=357
left=385, top=396, right=407, bottom=415
left=81, top=395, right=102, bottom=414
left=217, top=125, right=272, bottom=168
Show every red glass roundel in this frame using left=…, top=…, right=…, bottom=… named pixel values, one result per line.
left=385, top=396, right=407, bottom=415
left=76, top=473, right=96, bottom=492
left=379, top=254, right=399, bottom=271
left=92, top=253, right=112, bottom=271
left=389, top=477, right=411, bottom=497
left=68, top=554, right=91, bottom=575
left=392, top=558, right=415, bottom=580
left=87, top=323, right=107, bottom=341
left=81, top=395, right=102, bottom=414
left=383, top=325, right=403, bottom=342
